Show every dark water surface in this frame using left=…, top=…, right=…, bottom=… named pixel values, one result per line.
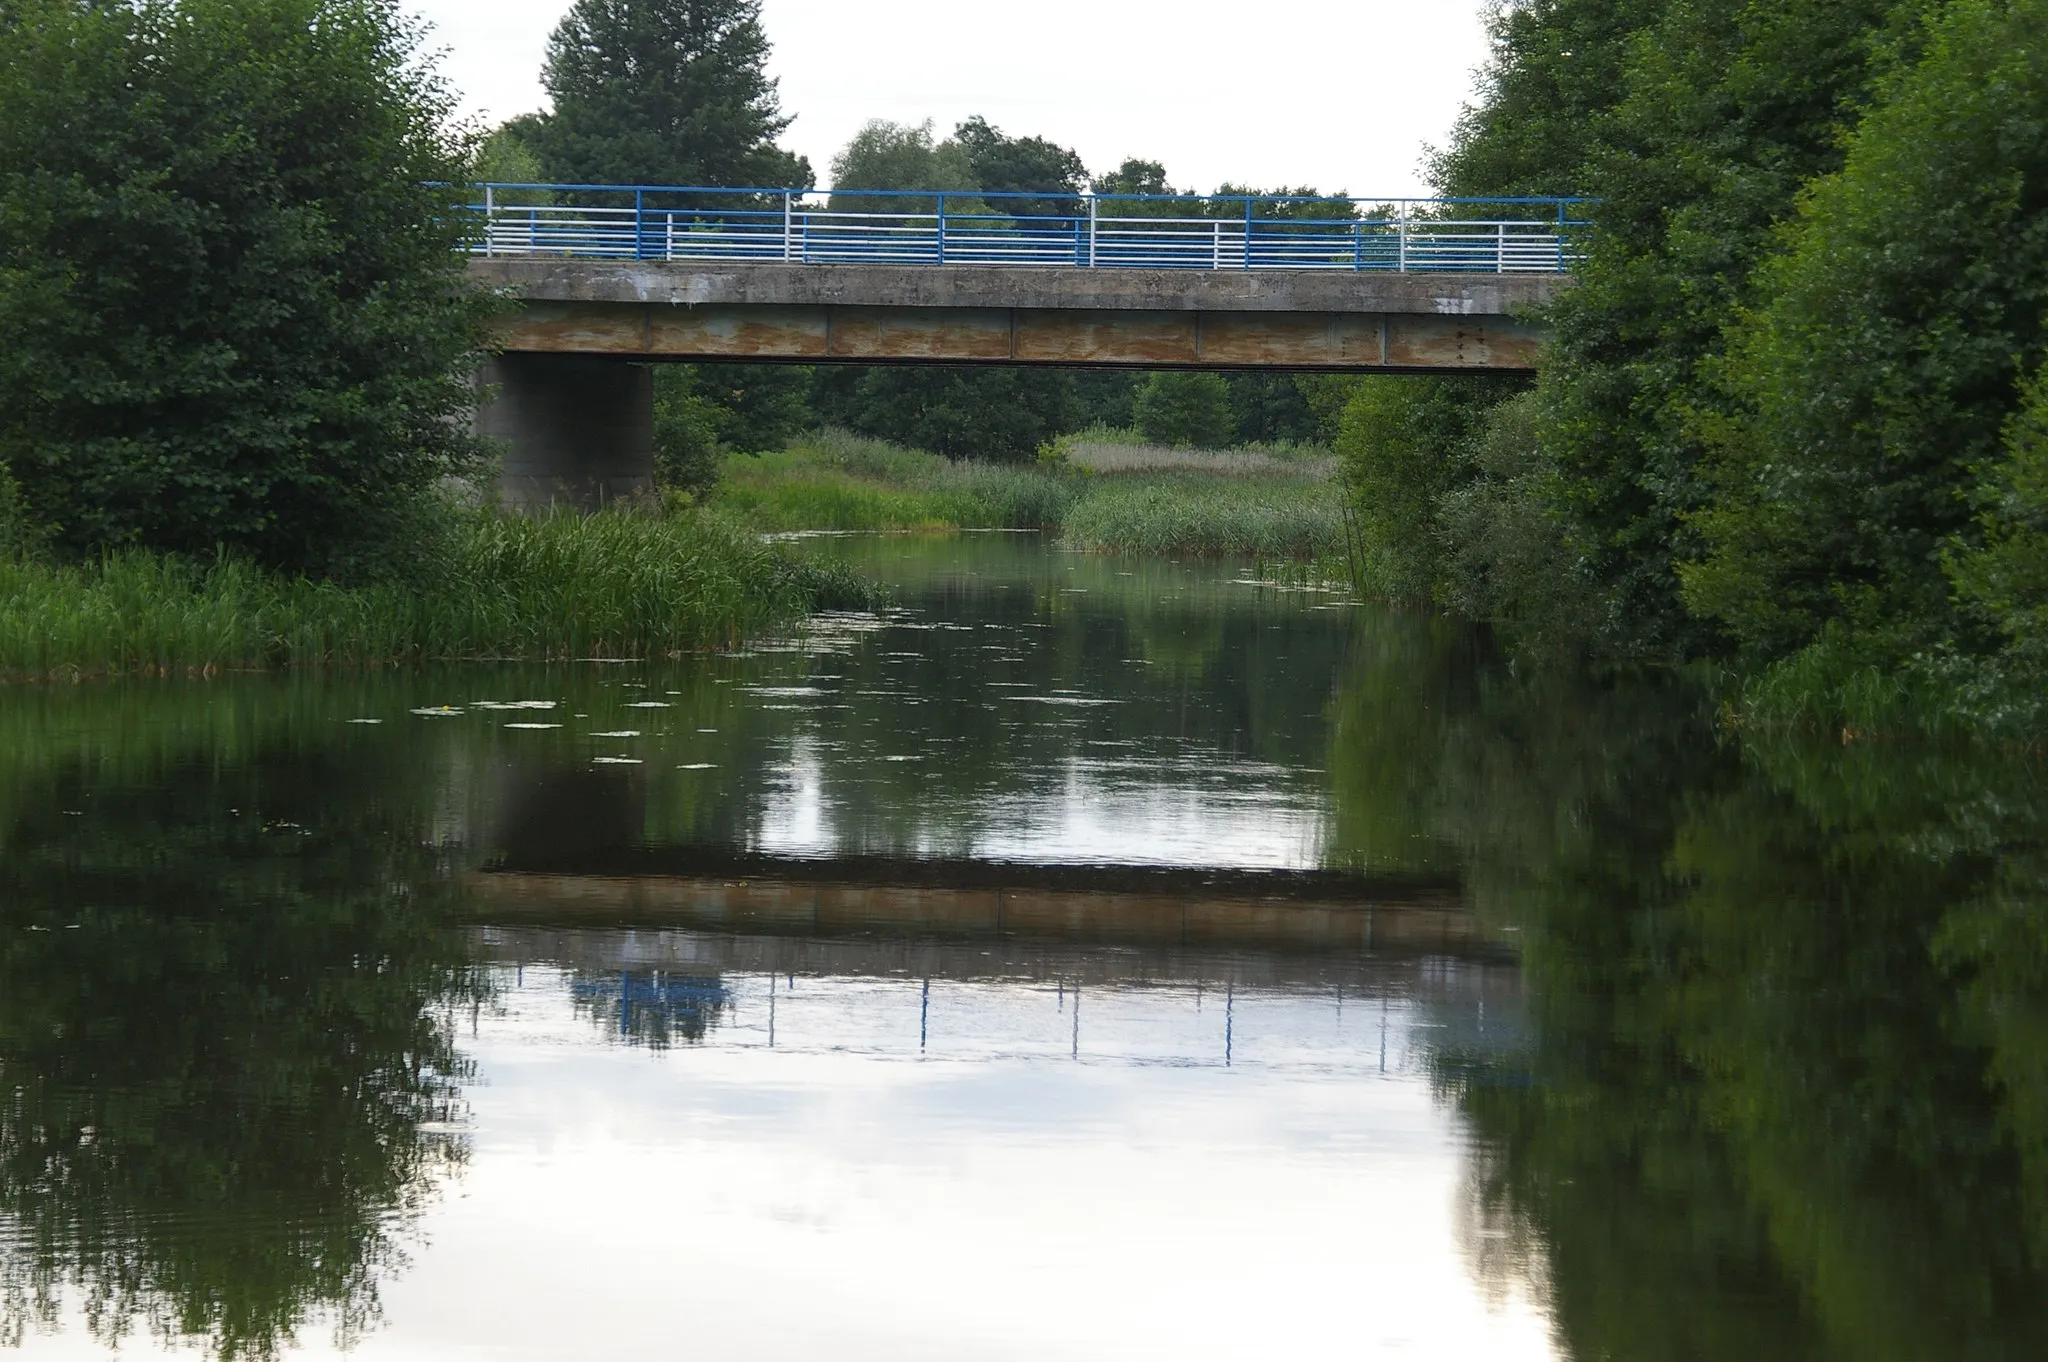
left=2, top=535, right=2044, bottom=1359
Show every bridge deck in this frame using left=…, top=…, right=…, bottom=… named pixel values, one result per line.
left=473, top=260, right=1565, bottom=372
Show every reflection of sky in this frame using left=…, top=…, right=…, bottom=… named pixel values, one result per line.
left=16, top=964, right=1551, bottom=1359
left=378, top=970, right=1552, bottom=1360
left=755, top=737, right=1329, bottom=868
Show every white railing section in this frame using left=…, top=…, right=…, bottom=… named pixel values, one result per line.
left=468, top=187, right=1590, bottom=274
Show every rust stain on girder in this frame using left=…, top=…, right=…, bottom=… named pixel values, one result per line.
left=484, top=299, right=1543, bottom=372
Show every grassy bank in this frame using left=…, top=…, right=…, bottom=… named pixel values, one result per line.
left=714, top=426, right=1343, bottom=559
left=0, top=506, right=872, bottom=681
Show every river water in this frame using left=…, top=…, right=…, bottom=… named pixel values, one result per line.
left=1, top=535, right=2043, bottom=1359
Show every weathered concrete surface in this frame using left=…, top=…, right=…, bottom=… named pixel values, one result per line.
left=470, top=260, right=1564, bottom=372
left=476, top=354, right=654, bottom=509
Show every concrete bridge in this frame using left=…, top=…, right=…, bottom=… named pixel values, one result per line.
left=468, top=185, right=1581, bottom=506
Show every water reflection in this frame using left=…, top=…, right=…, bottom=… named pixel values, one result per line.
left=0, top=697, right=477, bottom=1358
left=0, top=537, right=2041, bottom=1357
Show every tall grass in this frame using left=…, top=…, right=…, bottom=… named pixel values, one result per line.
left=716, top=429, right=1072, bottom=531
left=0, top=507, right=871, bottom=681
left=1052, top=425, right=1337, bottom=478
left=714, top=426, right=1344, bottom=560
left=1059, top=474, right=1343, bottom=559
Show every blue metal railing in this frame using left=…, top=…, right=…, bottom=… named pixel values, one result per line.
left=465, top=184, right=1590, bottom=274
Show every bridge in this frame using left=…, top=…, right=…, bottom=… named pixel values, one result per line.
left=467, top=185, right=1585, bottom=505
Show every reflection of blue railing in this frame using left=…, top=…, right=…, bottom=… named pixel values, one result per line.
left=465, top=184, right=1591, bottom=274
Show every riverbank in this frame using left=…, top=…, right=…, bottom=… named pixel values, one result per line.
left=0, top=506, right=872, bottom=681
left=713, top=427, right=1343, bottom=559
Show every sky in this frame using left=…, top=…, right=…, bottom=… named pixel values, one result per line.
left=402, top=0, right=1498, bottom=198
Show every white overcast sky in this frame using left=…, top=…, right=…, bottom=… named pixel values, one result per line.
left=402, top=0, right=1496, bottom=197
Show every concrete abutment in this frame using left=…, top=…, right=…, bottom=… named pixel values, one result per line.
left=475, top=354, right=655, bottom=510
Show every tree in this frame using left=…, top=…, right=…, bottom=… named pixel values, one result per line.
left=1530, top=0, right=1919, bottom=657
left=532, top=0, right=810, bottom=191
left=826, top=119, right=980, bottom=216
left=809, top=366, right=1080, bottom=462
left=1133, top=372, right=1234, bottom=448
left=953, top=115, right=1087, bottom=220
left=653, top=362, right=812, bottom=494
left=1688, top=0, right=2048, bottom=675
left=0, top=0, right=491, bottom=578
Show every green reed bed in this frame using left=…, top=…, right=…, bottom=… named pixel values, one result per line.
left=1059, top=473, right=1343, bottom=559
left=715, top=430, right=1072, bottom=532
left=0, top=508, right=871, bottom=681
left=717, top=427, right=1341, bottom=559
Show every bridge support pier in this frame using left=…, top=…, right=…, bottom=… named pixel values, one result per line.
left=476, top=354, right=655, bottom=510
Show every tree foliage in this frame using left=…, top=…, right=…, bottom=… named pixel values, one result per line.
left=953, top=115, right=1087, bottom=220
left=1133, top=372, right=1235, bottom=449
left=826, top=118, right=980, bottom=214
left=531, top=0, right=810, bottom=190
left=0, top=0, right=490, bottom=577
left=809, top=366, right=1082, bottom=462
left=1688, top=0, right=2048, bottom=677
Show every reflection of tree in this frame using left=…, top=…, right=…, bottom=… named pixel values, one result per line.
left=0, top=735, right=479, bottom=1359
left=571, top=971, right=731, bottom=1048
left=1373, top=651, right=2048, bottom=1358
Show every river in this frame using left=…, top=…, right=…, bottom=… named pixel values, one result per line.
left=1, top=534, right=2043, bottom=1359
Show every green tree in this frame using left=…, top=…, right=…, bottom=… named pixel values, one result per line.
left=953, top=115, right=1087, bottom=220
left=1225, top=374, right=1321, bottom=446
left=1335, top=375, right=1524, bottom=601
left=826, top=118, right=981, bottom=216
left=531, top=0, right=810, bottom=191
left=0, top=0, right=490, bottom=578
left=1688, top=0, right=2048, bottom=680
left=1531, top=0, right=1919, bottom=657
left=809, top=366, right=1080, bottom=462
left=653, top=362, right=812, bottom=494
left=1133, top=372, right=1234, bottom=448
left=472, top=116, right=555, bottom=205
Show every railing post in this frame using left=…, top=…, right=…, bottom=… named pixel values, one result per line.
left=1243, top=196, right=1253, bottom=270
left=936, top=193, right=946, bottom=265
left=1354, top=217, right=1363, bottom=271
left=1088, top=194, right=1098, bottom=267
left=634, top=189, right=645, bottom=260
left=1398, top=206, right=1409, bottom=273
left=1498, top=221, right=1506, bottom=274
left=1212, top=219, right=1223, bottom=270
left=483, top=185, right=495, bottom=258
left=782, top=191, right=795, bottom=261
left=666, top=210, right=674, bottom=262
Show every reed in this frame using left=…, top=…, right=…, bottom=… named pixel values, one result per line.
left=716, top=430, right=1073, bottom=531
left=0, top=507, right=872, bottom=681
left=1058, top=474, right=1343, bottom=559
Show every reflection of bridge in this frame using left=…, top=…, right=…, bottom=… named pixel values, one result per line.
left=466, top=848, right=1501, bottom=965
left=466, top=851, right=1518, bottom=1066
left=468, top=185, right=1583, bottom=506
